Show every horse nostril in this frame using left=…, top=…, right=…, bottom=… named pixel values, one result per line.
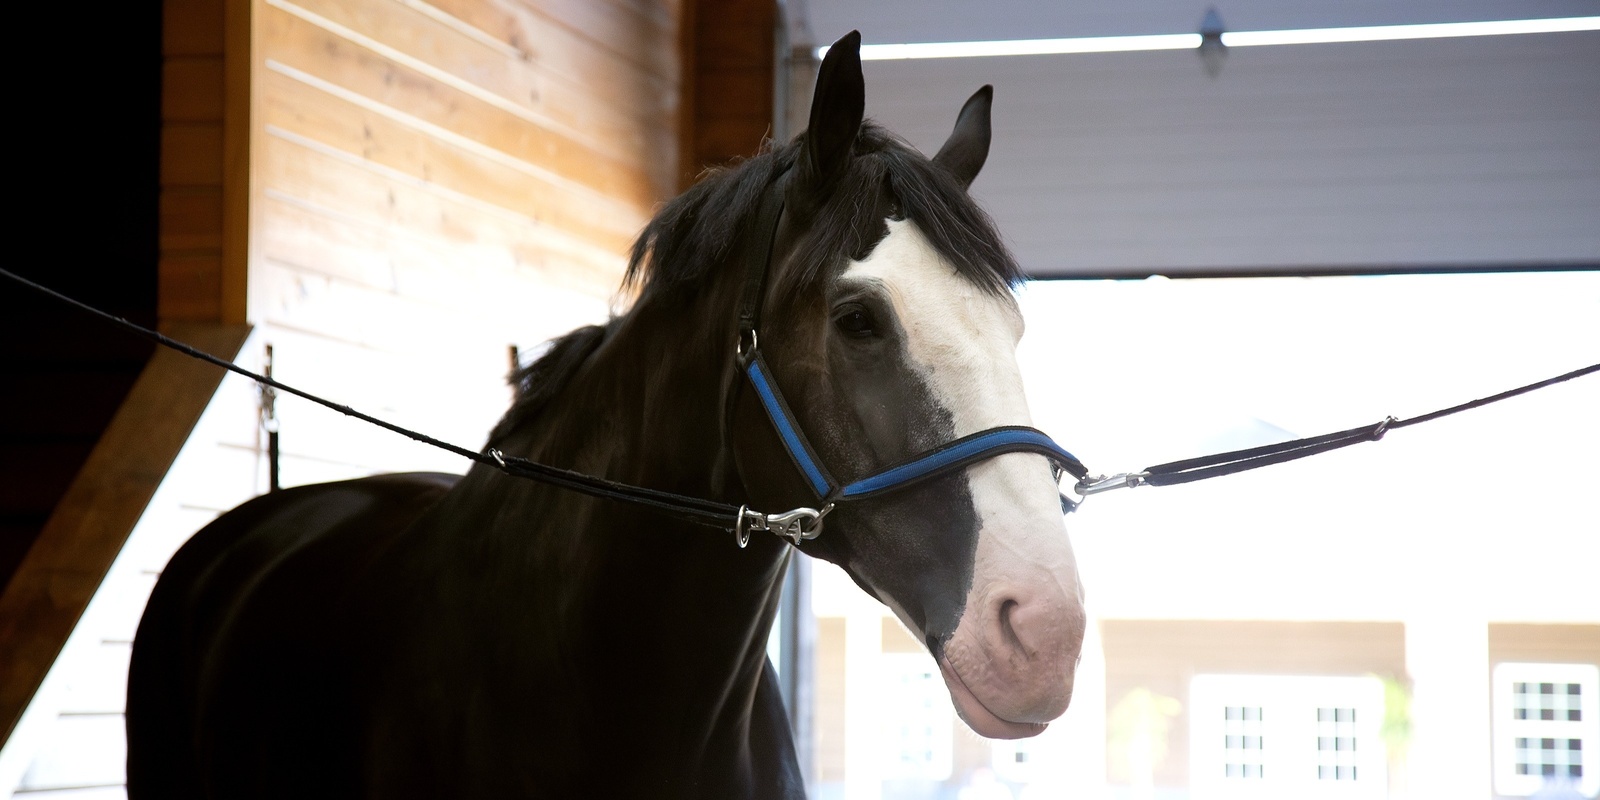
left=997, top=598, right=1026, bottom=655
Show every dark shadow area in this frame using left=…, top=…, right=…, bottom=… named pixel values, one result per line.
left=0, top=5, right=162, bottom=594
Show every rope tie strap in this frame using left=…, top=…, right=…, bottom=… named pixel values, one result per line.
left=1073, top=363, right=1599, bottom=498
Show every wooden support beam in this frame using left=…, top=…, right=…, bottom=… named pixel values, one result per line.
left=679, top=0, right=775, bottom=189
left=159, top=0, right=250, bottom=325
left=221, top=0, right=252, bottom=324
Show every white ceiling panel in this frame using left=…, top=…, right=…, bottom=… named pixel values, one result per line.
left=790, top=13, right=1600, bottom=276
left=803, top=0, right=1598, bottom=47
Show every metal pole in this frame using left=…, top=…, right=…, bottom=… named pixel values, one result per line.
left=772, top=1, right=819, bottom=785
left=261, top=344, right=280, bottom=492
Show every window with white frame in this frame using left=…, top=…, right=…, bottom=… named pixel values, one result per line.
left=1315, top=706, right=1360, bottom=781
left=1491, top=662, right=1600, bottom=797
left=1190, top=675, right=1386, bottom=799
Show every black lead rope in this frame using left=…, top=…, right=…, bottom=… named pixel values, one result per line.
left=1079, top=363, right=1600, bottom=496
left=0, top=267, right=746, bottom=532
left=4, top=266, right=1596, bottom=528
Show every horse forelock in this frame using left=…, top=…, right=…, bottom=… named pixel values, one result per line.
left=626, top=123, right=1021, bottom=306
left=622, top=143, right=796, bottom=297
left=838, top=127, right=1022, bottom=294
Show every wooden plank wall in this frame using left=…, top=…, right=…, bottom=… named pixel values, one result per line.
left=680, top=0, right=775, bottom=186
left=255, top=0, right=677, bottom=318
left=244, top=0, right=782, bottom=483
left=243, top=0, right=689, bottom=486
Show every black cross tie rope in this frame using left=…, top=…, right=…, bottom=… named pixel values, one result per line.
left=1074, top=362, right=1599, bottom=497
left=1, top=268, right=746, bottom=531
left=1075, top=360, right=1600, bottom=496
left=5, top=267, right=1596, bottom=521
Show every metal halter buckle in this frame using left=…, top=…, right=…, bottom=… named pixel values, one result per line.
left=734, top=503, right=833, bottom=548
left=1073, top=472, right=1150, bottom=501
left=736, top=329, right=759, bottom=363
left=1371, top=416, right=1396, bottom=440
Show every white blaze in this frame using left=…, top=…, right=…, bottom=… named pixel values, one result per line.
left=844, top=218, right=1082, bottom=738
left=842, top=218, right=1064, bottom=542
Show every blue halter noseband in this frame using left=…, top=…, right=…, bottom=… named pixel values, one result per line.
left=731, top=173, right=1087, bottom=545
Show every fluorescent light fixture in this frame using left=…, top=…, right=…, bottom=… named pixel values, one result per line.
left=818, top=16, right=1600, bottom=61
left=847, top=33, right=1200, bottom=60
left=1224, top=16, right=1600, bottom=47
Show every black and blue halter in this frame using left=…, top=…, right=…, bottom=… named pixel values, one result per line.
left=732, top=173, right=1088, bottom=540
left=743, top=350, right=1085, bottom=502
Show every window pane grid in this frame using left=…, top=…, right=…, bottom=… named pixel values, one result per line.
left=1316, top=707, right=1359, bottom=780
left=1514, top=737, right=1584, bottom=778
left=1513, top=681, right=1584, bottom=722
left=1223, top=706, right=1265, bottom=779
left=1493, top=663, right=1600, bottom=797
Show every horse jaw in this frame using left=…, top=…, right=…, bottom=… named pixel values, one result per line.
left=844, top=218, right=1085, bottom=739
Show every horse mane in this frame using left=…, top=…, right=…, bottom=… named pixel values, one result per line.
left=487, top=322, right=611, bottom=447
left=624, top=121, right=1023, bottom=300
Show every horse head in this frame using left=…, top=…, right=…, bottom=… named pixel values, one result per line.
left=730, top=33, right=1086, bottom=739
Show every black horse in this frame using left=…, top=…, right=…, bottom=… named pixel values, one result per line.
left=127, top=33, right=1086, bottom=799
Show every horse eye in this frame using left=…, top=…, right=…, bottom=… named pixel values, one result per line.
left=835, top=309, right=875, bottom=337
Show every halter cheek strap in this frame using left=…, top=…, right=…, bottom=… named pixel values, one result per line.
left=736, top=171, right=790, bottom=352
left=743, top=350, right=836, bottom=498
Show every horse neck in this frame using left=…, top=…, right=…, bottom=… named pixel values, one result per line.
left=474, top=284, right=792, bottom=750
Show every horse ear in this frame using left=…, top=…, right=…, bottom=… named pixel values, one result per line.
left=802, top=31, right=865, bottom=190
left=932, top=85, right=993, bottom=190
